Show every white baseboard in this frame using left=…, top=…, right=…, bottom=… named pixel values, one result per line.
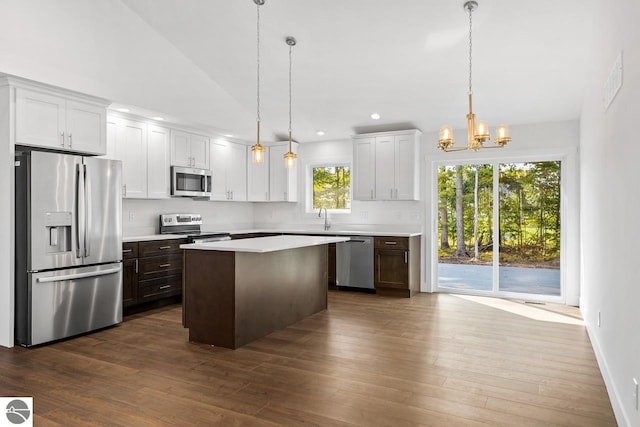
left=585, top=322, right=631, bottom=427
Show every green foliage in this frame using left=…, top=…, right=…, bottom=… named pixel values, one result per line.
left=438, top=161, right=561, bottom=264
left=313, top=165, right=351, bottom=210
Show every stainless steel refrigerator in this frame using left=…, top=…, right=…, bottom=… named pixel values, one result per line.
left=15, top=150, right=123, bottom=346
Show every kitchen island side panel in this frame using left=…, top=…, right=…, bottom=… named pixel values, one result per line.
left=234, top=245, right=328, bottom=348
left=183, top=245, right=328, bottom=349
left=184, top=250, right=236, bottom=348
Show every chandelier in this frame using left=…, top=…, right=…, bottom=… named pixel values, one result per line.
left=438, top=1, right=511, bottom=152
left=284, top=36, right=297, bottom=169
left=251, top=0, right=266, bottom=163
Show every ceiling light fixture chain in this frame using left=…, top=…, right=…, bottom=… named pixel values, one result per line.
left=437, top=0, right=511, bottom=152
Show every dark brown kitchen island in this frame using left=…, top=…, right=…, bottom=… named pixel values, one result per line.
left=180, top=235, right=348, bottom=349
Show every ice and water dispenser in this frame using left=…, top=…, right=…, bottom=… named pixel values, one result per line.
left=44, top=211, right=72, bottom=254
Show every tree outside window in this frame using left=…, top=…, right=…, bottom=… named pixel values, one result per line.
left=312, top=165, right=351, bottom=210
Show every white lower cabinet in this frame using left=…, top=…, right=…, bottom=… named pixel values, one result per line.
left=353, top=130, right=421, bottom=201
left=210, top=140, right=247, bottom=201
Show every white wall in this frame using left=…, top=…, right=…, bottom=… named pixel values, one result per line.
left=123, top=199, right=254, bottom=236
left=579, top=1, right=640, bottom=425
left=422, top=120, right=581, bottom=303
left=253, top=139, right=425, bottom=232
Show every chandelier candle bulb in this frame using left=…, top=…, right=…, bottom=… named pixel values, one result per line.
left=475, top=121, right=489, bottom=139
left=495, top=124, right=511, bottom=146
left=440, top=126, right=453, bottom=141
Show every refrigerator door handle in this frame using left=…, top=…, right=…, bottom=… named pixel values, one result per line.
left=36, top=266, right=122, bottom=283
left=84, top=164, right=91, bottom=258
left=75, top=163, right=84, bottom=258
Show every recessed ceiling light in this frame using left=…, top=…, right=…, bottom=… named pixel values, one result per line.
left=316, top=130, right=325, bottom=136
left=224, top=134, right=234, bottom=138
left=115, top=108, right=130, bottom=113
left=371, top=113, right=381, bottom=120
left=152, top=116, right=164, bottom=121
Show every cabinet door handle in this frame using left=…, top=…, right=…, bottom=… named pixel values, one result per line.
left=60, top=132, right=65, bottom=147
left=230, top=191, right=233, bottom=200
left=265, top=191, right=268, bottom=201
left=158, top=246, right=172, bottom=250
left=404, top=251, right=408, bottom=263
left=135, top=259, right=139, bottom=273
left=122, top=184, right=127, bottom=197
left=370, top=189, right=374, bottom=199
left=284, top=191, right=287, bottom=200
left=395, top=188, right=398, bottom=199
left=384, top=241, right=398, bottom=245
left=159, top=284, right=171, bottom=290
left=122, top=249, right=132, bottom=253
left=68, top=133, right=73, bottom=148
left=159, top=263, right=171, bottom=268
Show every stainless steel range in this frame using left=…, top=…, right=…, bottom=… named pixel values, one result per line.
left=159, top=214, right=231, bottom=243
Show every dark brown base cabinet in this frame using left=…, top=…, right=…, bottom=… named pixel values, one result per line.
left=122, top=238, right=187, bottom=310
left=374, top=236, right=420, bottom=297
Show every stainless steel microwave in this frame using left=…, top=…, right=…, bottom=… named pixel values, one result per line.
left=171, top=166, right=212, bottom=197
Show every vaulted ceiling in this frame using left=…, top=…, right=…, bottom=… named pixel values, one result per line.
left=118, top=0, right=595, bottom=143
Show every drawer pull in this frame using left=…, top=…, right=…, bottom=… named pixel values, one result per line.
left=122, top=249, right=133, bottom=253
left=158, top=263, right=171, bottom=268
left=158, top=246, right=172, bottom=250
left=159, top=284, right=171, bottom=290
left=384, top=241, right=398, bottom=245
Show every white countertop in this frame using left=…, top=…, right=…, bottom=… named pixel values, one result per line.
left=123, top=234, right=187, bottom=243
left=124, top=228, right=421, bottom=243
left=180, top=235, right=350, bottom=253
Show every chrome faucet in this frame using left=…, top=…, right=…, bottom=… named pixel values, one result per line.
left=318, top=207, right=330, bottom=230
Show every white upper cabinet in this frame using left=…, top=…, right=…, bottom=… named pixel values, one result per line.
left=210, top=140, right=247, bottom=201
left=353, top=130, right=421, bottom=201
left=268, top=143, right=298, bottom=202
left=228, top=142, right=247, bottom=201
left=171, top=129, right=210, bottom=169
left=247, top=146, right=270, bottom=201
left=15, top=87, right=107, bottom=155
left=147, top=125, right=171, bottom=199
left=105, top=117, right=170, bottom=200
left=110, top=117, right=148, bottom=199
left=353, top=137, right=376, bottom=200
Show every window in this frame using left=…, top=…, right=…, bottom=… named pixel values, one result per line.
left=312, top=165, right=351, bottom=210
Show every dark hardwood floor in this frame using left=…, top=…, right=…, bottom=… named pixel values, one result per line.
left=0, top=291, right=616, bottom=426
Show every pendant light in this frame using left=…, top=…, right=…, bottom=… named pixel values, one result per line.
left=438, top=1, right=512, bottom=152
left=251, top=0, right=266, bottom=163
left=284, top=36, right=297, bottom=169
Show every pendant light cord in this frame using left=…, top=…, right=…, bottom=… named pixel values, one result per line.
left=256, top=2, right=261, bottom=123
left=468, top=4, right=473, bottom=96
left=288, top=43, right=292, bottom=133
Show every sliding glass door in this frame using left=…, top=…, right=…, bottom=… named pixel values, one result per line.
left=436, top=160, right=562, bottom=301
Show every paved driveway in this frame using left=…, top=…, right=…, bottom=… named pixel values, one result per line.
left=438, top=263, right=560, bottom=296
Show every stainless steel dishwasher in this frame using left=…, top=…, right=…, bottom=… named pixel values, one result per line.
left=336, top=236, right=374, bottom=291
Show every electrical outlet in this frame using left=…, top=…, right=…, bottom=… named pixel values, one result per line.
left=633, top=378, right=638, bottom=410
left=597, top=311, right=601, bottom=327
left=360, top=211, right=368, bottom=219
left=128, top=211, right=135, bottom=222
